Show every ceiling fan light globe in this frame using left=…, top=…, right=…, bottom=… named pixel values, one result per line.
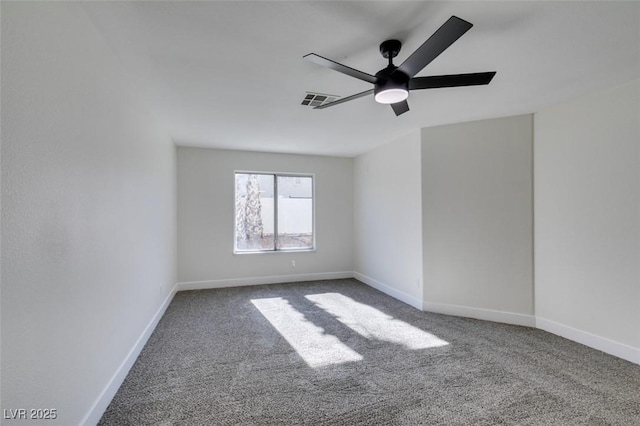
left=374, top=88, right=409, bottom=104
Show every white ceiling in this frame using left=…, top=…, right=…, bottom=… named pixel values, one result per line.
left=83, top=1, right=640, bottom=157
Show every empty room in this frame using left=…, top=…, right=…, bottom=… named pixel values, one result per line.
left=1, top=1, right=639, bottom=425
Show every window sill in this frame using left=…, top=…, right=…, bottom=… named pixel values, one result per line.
left=233, top=248, right=316, bottom=255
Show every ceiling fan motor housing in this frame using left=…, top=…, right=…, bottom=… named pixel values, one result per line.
left=374, top=65, right=409, bottom=104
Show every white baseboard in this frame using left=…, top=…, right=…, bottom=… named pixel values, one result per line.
left=353, top=272, right=423, bottom=310
left=81, top=284, right=178, bottom=426
left=177, top=271, right=353, bottom=291
left=536, top=317, right=640, bottom=366
left=422, top=301, right=536, bottom=327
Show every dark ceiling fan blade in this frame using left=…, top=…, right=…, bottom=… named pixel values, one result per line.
left=314, top=89, right=374, bottom=110
left=390, top=100, right=410, bottom=116
left=409, top=72, right=496, bottom=90
left=396, top=16, right=473, bottom=78
left=303, top=53, right=377, bottom=84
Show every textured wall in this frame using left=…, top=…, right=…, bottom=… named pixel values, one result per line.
left=177, top=147, right=353, bottom=284
left=421, top=115, right=534, bottom=321
left=535, top=79, right=640, bottom=351
left=353, top=130, right=424, bottom=307
left=1, top=3, right=176, bottom=424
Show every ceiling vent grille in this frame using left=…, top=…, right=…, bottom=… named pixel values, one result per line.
left=301, top=92, right=339, bottom=107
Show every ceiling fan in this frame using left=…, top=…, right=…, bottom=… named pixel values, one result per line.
left=303, top=16, right=496, bottom=116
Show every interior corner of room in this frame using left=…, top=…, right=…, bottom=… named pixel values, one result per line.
left=1, top=1, right=639, bottom=425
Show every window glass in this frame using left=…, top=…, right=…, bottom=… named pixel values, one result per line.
left=234, top=173, right=313, bottom=252
left=277, top=176, right=313, bottom=250
left=235, top=173, right=274, bottom=252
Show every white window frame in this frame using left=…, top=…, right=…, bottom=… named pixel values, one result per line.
left=233, top=171, right=315, bottom=254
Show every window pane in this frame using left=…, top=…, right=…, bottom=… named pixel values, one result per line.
left=235, top=173, right=274, bottom=251
left=277, top=176, right=313, bottom=250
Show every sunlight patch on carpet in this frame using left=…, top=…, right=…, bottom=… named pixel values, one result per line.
left=251, top=297, right=363, bottom=368
left=305, top=293, right=449, bottom=350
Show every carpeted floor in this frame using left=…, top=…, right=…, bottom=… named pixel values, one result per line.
left=99, top=279, right=640, bottom=425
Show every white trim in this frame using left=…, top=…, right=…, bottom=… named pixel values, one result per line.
left=233, top=171, right=316, bottom=253
left=177, top=271, right=353, bottom=291
left=536, top=317, right=640, bottom=366
left=81, top=284, right=178, bottom=426
left=422, top=301, right=536, bottom=327
left=353, top=272, right=423, bottom=310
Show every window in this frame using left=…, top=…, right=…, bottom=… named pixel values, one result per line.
left=234, top=172, right=314, bottom=252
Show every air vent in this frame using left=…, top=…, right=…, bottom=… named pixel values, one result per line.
left=301, top=92, right=339, bottom=107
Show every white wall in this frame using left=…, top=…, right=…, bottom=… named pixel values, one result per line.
left=254, top=199, right=313, bottom=234
left=421, top=115, right=534, bottom=326
left=177, top=147, right=353, bottom=287
left=1, top=3, right=177, bottom=425
left=353, top=131, right=424, bottom=309
left=534, top=79, right=640, bottom=362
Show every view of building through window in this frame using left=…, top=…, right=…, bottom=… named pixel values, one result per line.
left=235, top=173, right=313, bottom=252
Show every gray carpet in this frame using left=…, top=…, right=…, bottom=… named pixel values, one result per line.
left=99, top=279, right=640, bottom=425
